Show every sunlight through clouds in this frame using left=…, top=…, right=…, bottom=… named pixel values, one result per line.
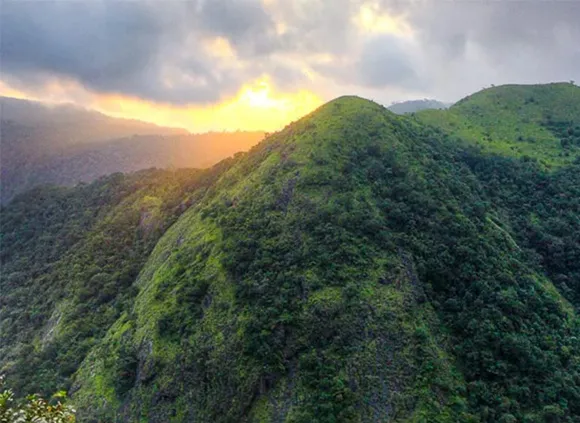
left=0, top=76, right=322, bottom=132
left=354, top=2, right=414, bottom=38
left=1, top=0, right=578, bottom=131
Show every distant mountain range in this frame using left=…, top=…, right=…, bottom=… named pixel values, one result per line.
left=0, top=97, right=264, bottom=203
left=387, top=98, right=450, bottom=114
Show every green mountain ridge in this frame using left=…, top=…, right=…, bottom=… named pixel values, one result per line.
left=414, top=82, right=580, bottom=167
left=2, top=85, right=580, bottom=422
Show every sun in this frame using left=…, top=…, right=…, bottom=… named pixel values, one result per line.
left=0, top=76, right=323, bottom=132
left=240, top=80, right=281, bottom=109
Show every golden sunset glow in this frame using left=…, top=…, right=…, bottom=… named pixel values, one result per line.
left=0, top=78, right=323, bottom=133
left=355, top=3, right=414, bottom=38
left=0, top=0, right=420, bottom=134
left=240, top=80, right=284, bottom=108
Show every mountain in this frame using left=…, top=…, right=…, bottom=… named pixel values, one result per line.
left=414, top=82, right=580, bottom=167
left=387, top=99, right=448, bottom=114
left=0, top=97, right=264, bottom=203
left=0, top=161, right=239, bottom=395
left=2, top=84, right=580, bottom=422
left=0, top=96, right=185, bottom=151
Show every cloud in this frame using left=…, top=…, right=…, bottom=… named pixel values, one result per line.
left=1, top=0, right=579, bottom=108
left=0, top=0, right=303, bottom=105
left=1, top=2, right=170, bottom=97
left=394, top=0, right=580, bottom=98
left=357, top=35, right=418, bottom=88
left=198, top=0, right=280, bottom=56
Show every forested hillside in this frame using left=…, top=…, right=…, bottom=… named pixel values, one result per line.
left=0, top=96, right=264, bottom=203
left=415, top=83, right=580, bottom=166
left=0, top=159, right=240, bottom=396
left=1, top=84, right=580, bottom=422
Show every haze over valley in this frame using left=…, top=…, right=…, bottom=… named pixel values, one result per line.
left=0, top=96, right=264, bottom=203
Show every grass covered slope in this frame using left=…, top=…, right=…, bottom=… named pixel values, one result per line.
left=73, top=98, right=468, bottom=422
left=415, top=82, right=580, bottom=166
left=0, top=161, right=238, bottom=397
left=68, top=96, right=580, bottom=422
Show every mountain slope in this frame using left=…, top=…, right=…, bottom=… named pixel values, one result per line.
left=71, top=97, right=468, bottom=422
left=414, top=82, right=580, bottom=167
left=0, top=131, right=264, bottom=204
left=0, top=96, right=264, bottom=203
left=0, top=96, right=185, bottom=145
left=71, top=96, right=580, bottom=422
left=2, top=86, right=580, bottom=422
left=0, top=159, right=240, bottom=397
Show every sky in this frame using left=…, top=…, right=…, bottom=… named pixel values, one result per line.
left=1, top=0, right=579, bottom=132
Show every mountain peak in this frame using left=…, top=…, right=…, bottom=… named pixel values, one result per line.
left=305, top=95, right=388, bottom=119
left=3, top=83, right=580, bottom=422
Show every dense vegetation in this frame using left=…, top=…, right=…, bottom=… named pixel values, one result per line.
left=415, top=82, right=580, bottom=167
left=0, top=376, right=75, bottom=422
left=0, top=161, right=239, bottom=397
left=2, top=83, right=580, bottom=422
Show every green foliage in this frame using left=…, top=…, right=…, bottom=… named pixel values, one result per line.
left=3, top=84, right=580, bottom=422
left=0, top=376, right=75, bottom=422
left=461, top=151, right=580, bottom=308
left=415, top=82, right=580, bottom=167
left=0, top=162, right=237, bottom=397
left=112, top=338, right=139, bottom=397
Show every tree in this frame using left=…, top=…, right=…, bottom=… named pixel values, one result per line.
left=0, top=376, right=75, bottom=422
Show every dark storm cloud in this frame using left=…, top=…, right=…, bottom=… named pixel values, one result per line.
left=198, top=0, right=280, bottom=56
left=0, top=1, right=177, bottom=99
left=1, top=0, right=579, bottom=105
left=0, top=0, right=299, bottom=104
